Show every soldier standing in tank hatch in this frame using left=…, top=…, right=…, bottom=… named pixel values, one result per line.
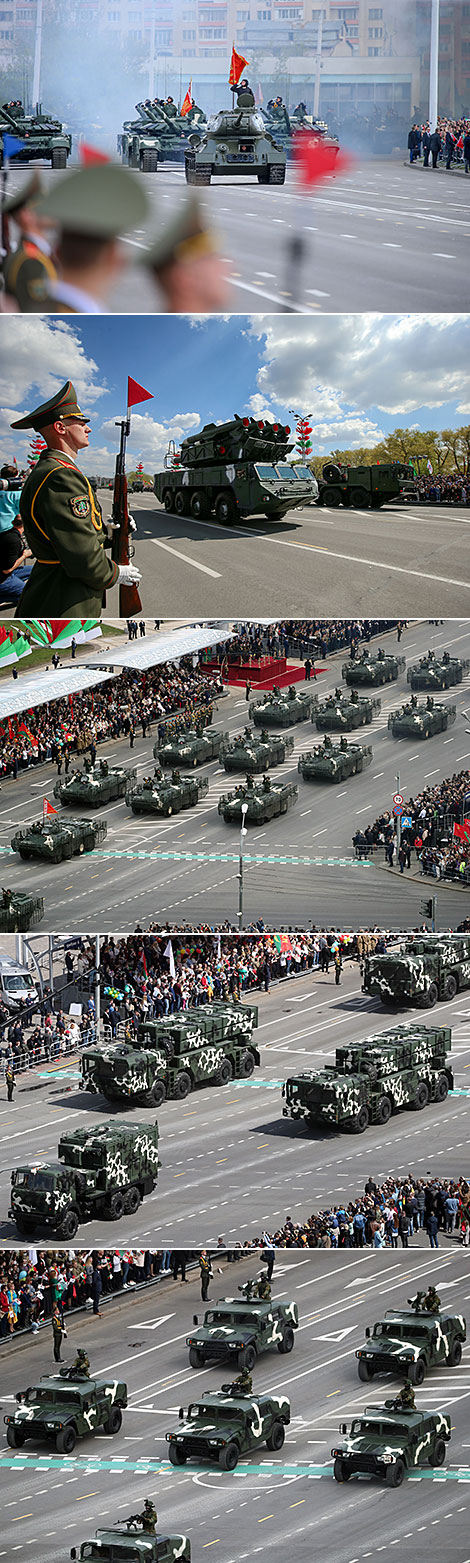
left=233, top=79, right=256, bottom=108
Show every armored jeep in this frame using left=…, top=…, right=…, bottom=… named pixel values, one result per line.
left=126, top=770, right=209, bottom=816
left=11, top=817, right=107, bottom=863
left=342, top=650, right=406, bottom=686
left=54, top=762, right=137, bottom=806
left=81, top=1001, right=260, bottom=1104
left=387, top=696, right=456, bottom=739
left=218, top=775, right=298, bottom=823
left=10, top=1120, right=160, bottom=1239
left=71, top=1530, right=191, bottom=1563
left=356, top=1306, right=466, bottom=1385
left=407, top=650, right=470, bottom=690
left=363, top=935, right=470, bottom=1007
left=155, top=727, right=225, bottom=767
left=0, top=889, right=44, bottom=931
left=314, top=689, right=381, bottom=731
left=220, top=728, right=294, bottom=772
left=4, top=1373, right=127, bottom=1453
left=166, top=1389, right=290, bottom=1469
left=282, top=1024, right=453, bottom=1134
left=250, top=685, right=315, bottom=727
left=184, top=106, right=286, bottom=185
left=297, top=736, right=373, bottom=782
left=186, top=1292, right=299, bottom=1370
left=331, top=1404, right=451, bottom=1486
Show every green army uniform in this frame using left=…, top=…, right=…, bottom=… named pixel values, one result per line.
left=256, top=1275, right=271, bottom=1300
left=424, top=1287, right=441, bottom=1313
left=231, top=1369, right=253, bottom=1395
left=52, top=1309, right=66, bottom=1362
left=1, top=172, right=58, bottom=312
left=392, top=1381, right=416, bottom=1411
left=139, top=1501, right=158, bottom=1534
left=71, top=1349, right=90, bottom=1377
left=5, top=1064, right=15, bottom=1102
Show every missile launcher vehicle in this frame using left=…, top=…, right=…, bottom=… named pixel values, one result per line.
left=388, top=695, right=456, bottom=739
left=298, top=735, right=373, bottom=782
left=218, top=774, right=298, bottom=823
left=362, top=935, right=470, bottom=1007
left=317, top=459, right=416, bottom=510
left=54, top=761, right=137, bottom=807
left=10, top=1120, right=160, bottom=1239
left=282, top=1024, right=453, bottom=1133
left=220, top=727, right=294, bottom=772
left=314, top=688, right=381, bottom=731
left=342, top=650, right=406, bottom=686
left=154, top=416, right=318, bottom=524
left=81, top=1001, right=260, bottom=1104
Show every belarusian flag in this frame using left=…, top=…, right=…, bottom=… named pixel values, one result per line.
left=181, top=80, right=192, bottom=116
left=453, top=820, right=470, bottom=843
left=229, top=45, right=249, bottom=86
left=48, top=620, right=101, bottom=649
left=0, top=628, right=31, bottom=667
left=272, top=933, right=292, bottom=953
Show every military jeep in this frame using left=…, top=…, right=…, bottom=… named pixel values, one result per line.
left=186, top=1292, right=299, bottom=1369
left=166, top=1389, right=290, bottom=1469
left=70, top=1530, right=191, bottom=1562
left=356, top=1306, right=466, bottom=1384
left=332, top=1404, right=451, bottom=1486
left=4, top=1373, right=127, bottom=1453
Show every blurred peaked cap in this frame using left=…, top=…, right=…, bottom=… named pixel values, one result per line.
left=144, top=190, right=218, bottom=272
left=1, top=169, right=42, bottom=214
left=34, top=163, right=150, bottom=237
left=11, top=378, right=89, bottom=431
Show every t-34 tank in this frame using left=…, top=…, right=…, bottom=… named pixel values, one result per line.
left=54, top=761, right=137, bottom=807
left=11, top=817, right=107, bottom=863
left=407, top=650, right=470, bottom=691
left=218, top=773, right=298, bottom=823
left=298, top=734, right=373, bottom=782
left=154, top=415, right=318, bottom=524
left=314, top=688, right=381, bottom=731
left=388, top=695, right=456, bottom=739
left=220, top=728, right=294, bottom=772
left=250, top=684, right=316, bottom=728
left=342, top=650, right=406, bottom=686
left=154, top=727, right=226, bottom=767
left=0, top=888, right=44, bottom=931
left=126, top=768, right=209, bottom=816
left=0, top=100, right=71, bottom=167
left=184, top=105, right=286, bottom=185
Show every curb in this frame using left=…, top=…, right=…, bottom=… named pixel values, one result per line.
left=378, top=861, right=469, bottom=895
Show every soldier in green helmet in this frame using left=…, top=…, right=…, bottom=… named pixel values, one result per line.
left=128, top=1499, right=158, bottom=1534
left=228, top=1367, right=253, bottom=1396
left=256, top=1274, right=271, bottom=1300
left=62, top=1347, right=91, bottom=1378
left=388, top=1380, right=416, bottom=1411
left=424, top=1285, right=441, bottom=1313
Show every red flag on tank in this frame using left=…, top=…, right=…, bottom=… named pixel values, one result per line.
left=229, top=46, right=249, bottom=86
left=127, top=378, right=154, bottom=408
left=181, top=81, right=192, bottom=116
left=43, top=799, right=58, bottom=817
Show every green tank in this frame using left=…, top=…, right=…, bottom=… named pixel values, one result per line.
left=0, top=888, right=44, bottom=930
left=331, top=1404, right=451, bottom=1486
left=342, top=650, right=406, bottom=686
left=81, top=1002, right=260, bottom=1104
left=184, top=105, right=286, bottom=185
left=263, top=100, right=339, bottom=160
left=355, top=1304, right=466, bottom=1385
left=11, top=816, right=107, bottom=863
left=5, top=1373, right=127, bottom=1454
left=118, top=98, right=199, bottom=171
left=314, top=689, right=381, bottom=731
left=154, top=727, right=225, bottom=767
left=166, top=1389, right=290, bottom=1468
left=54, top=762, right=137, bottom=807
left=388, top=696, right=456, bottom=739
left=317, top=459, right=416, bottom=509
left=187, top=1291, right=298, bottom=1370
left=362, top=935, right=470, bottom=1007
left=282, top=1024, right=453, bottom=1133
left=154, top=416, right=317, bottom=523
left=221, top=728, right=294, bottom=772
left=9, top=1119, right=160, bottom=1239
left=218, top=774, right=298, bottom=823
left=70, top=1531, right=191, bottom=1563
left=298, top=735, right=373, bottom=782
left=0, top=100, right=71, bottom=167
left=126, top=769, right=209, bottom=816
left=250, top=684, right=316, bottom=727
left=407, top=650, right=470, bottom=690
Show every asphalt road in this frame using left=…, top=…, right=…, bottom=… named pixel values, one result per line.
left=1, top=962, right=470, bottom=1248
left=1, top=1249, right=470, bottom=1563
left=0, top=619, right=469, bottom=929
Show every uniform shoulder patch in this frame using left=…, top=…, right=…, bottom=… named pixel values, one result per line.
left=69, top=496, right=91, bottom=517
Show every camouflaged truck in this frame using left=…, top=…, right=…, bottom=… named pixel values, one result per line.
left=166, top=1389, right=291, bottom=1469
left=0, top=889, right=44, bottom=931
left=363, top=935, right=470, bottom=1008
left=71, top=1529, right=191, bottom=1563
left=11, top=817, right=107, bottom=863
left=186, top=1290, right=299, bottom=1370
left=220, top=728, right=295, bottom=773
left=9, top=1120, right=160, bottom=1239
left=282, top=1024, right=453, bottom=1134
left=126, top=770, right=209, bottom=816
left=4, top=1372, right=127, bottom=1453
left=250, top=684, right=316, bottom=727
left=407, top=650, right=470, bottom=691
left=387, top=696, right=456, bottom=740
left=342, top=650, right=406, bottom=686
left=331, top=1404, right=451, bottom=1486
left=54, top=762, right=137, bottom=807
left=297, top=736, right=373, bottom=782
left=314, top=689, right=381, bottom=731
left=218, top=775, right=298, bottom=823
left=80, top=1001, right=260, bottom=1105
left=356, top=1305, right=466, bottom=1385
left=154, top=728, right=225, bottom=767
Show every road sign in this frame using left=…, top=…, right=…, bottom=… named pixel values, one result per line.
left=393, top=792, right=404, bottom=805
left=393, top=802, right=404, bottom=816
left=401, top=815, right=412, bottom=829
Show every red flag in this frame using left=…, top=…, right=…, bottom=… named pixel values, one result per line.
left=453, top=820, right=470, bottom=843
left=127, top=377, right=154, bottom=409
left=293, top=131, right=353, bottom=188
left=181, top=81, right=192, bottom=117
left=43, top=799, right=58, bottom=817
left=79, top=143, right=111, bottom=164
left=229, top=45, right=249, bottom=87
left=272, top=933, right=292, bottom=953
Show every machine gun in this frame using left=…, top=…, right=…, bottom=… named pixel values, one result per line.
left=111, top=414, right=141, bottom=616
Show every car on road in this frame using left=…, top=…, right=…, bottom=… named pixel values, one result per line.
left=5, top=1373, right=127, bottom=1453
left=331, top=1404, right=451, bottom=1486
left=166, top=1389, right=290, bottom=1469
left=355, top=1306, right=466, bottom=1384
left=186, top=1290, right=299, bottom=1369
left=71, top=1530, right=191, bottom=1562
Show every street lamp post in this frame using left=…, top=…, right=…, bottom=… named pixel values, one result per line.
left=429, top=0, right=440, bottom=129
left=237, top=802, right=248, bottom=929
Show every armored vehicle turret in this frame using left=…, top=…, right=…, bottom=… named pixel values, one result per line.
left=185, top=105, right=286, bottom=185
left=407, top=650, right=470, bottom=690
left=362, top=935, right=470, bottom=1007
left=186, top=1291, right=298, bottom=1370
left=263, top=101, right=340, bottom=159
left=356, top=1304, right=466, bottom=1385
left=10, top=1119, right=160, bottom=1239
left=0, top=100, right=71, bottom=166
left=126, top=769, right=209, bottom=816
left=388, top=695, right=456, bottom=739
left=5, top=1373, right=127, bottom=1454
left=154, top=415, right=318, bottom=523
left=11, top=816, right=107, bottom=863
left=314, top=689, right=381, bottom=731
left=155, top=727, right=225, bottom=767
left=70, top=1531, right=191, bottom=1563
left=118, top=97, right=204, bottom=171
left=54, top=761, right=137, bottom=807
left=331, top=1404, right=451, bottom=1486
left=342, top=650, right=406, bottom=686
left=166, top=1389, right=290, bottom=1468
left=298, top=735, right=373, bottom=782
left=218, top=774, right=298, bottom=823
left=317, top=459, right=416, bottom=510
left=250, top=684, right=315, bottom=727
left=0, top=888, right=44, bottom=931
left=282, top=1023, right=453, bottom=1134
left=81, top=1001, right=260, bottom=1105
left=220, top=728, right=294, bottom=772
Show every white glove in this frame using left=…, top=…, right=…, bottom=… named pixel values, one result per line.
left=128, top=514, right=138, bottom=532
left=118, top=564, right=142, bottom=585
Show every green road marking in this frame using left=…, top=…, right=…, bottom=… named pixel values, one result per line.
left=0, top=1454, right=468, bottom=1480
left=0, top=846, right=372, bottom=869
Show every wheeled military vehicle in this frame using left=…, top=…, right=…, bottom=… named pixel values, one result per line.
left=250, top=684, right=315, bottom=727
left=70, top=1531, right=191, bottom=1563
left=10, top=1120, right=160, bottom=1238
left=362, top=935, right=470, bottom=1007
left=0, top=889, right=44, bottom=931
left=220, top=728, right=294, bottom=772
left=218, top=775, right=298, bottom=823
left=317, top=460, right=416, bottom=509
left=126, top=769, right=209, bottom=816
left=4, top=1372, right=127, bottom=1453
left=81, top=1001, right=260, bottom=1104
left=388, top=695, right=456, bottom=739
left=297, top=735, right=373, bottom=782
left=154, top=416, right=318, bottom=524
left=11, top=816, right=107, bottom=863
left=282, top=1024, right=453, bottom=1133
left=331, top=1404, right=451, bottom=1486
left=155, top=727, right=225, bottom=767
left=0, top=100, right=72, bottom=167
left=186, top=1291, right=299, bottom=1370
left=342, top=650, right=406, bottom=686
left=184, top=106, right=286, bottom=185
left=314, top=689, right=381, bottom=731
left=356, top=1305, right=466, bottom=1384
left=166, top=1389, right=291, bottom=1468
left=407, top=650, right=470, bottom=690
left=54, top=762, right=137, bottom=807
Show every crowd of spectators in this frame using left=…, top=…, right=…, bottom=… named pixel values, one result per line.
left=0, top=1249, right=180, bottom=1337
left=408, top=117, right=470, bottom=170
left=208, top=620, right=401, bottom=666
left=353, top=766, right=470, bottom=886
left=254, top=1174, right=470, bottom=1250
left=414, top=474, right=470, bottom=505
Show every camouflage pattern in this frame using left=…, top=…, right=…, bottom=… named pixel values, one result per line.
left=10, top=1120, right=160, bottom=1238
left=249, top=685, right=316, bottom=727
left=154, top=417, right=318, bottom=522
left=331, top=1405, right=451, bottom=1483
left=218, top=775, right=298, bottom=823
left=363, top=936, right=470, bottom=1008
left=314, top=689, right=381, bottom=731
left=0, top=889, right=44, bottom=931
left=11, top=817, right=107, bottom=863
left=184, top=106, right=286, bottom=185
left=166, top=1389, right=291, bottom=1467
left=282, top=1023, right=453, bottom=1133
left=155, top=728, right=225, bottom=767
left=297, top=735, right=373, bottom=782
left=71, top=1530, right=191, bottom=1563
left=0, top=100, right=71, bottom=166
left=356, top=1307, right=466, bottom=1383
left=186, top=1294, right=299, bottom=1367
left=220, top=729, right=294, bottom=772
left=4, top=1374, right=127, bottom=1452
left=387, top=697, right=456, bottom=739
left=407, top=651, right=470, bottom=691
left=118, top=96, right=206, bottom=169
left=80, top=1002, right=260, bottom=1103
left=126, top=771, right=209, bottom=816
left=54, top=763, right=137, bottom=806
left=342, top=651, right=406, bottom=686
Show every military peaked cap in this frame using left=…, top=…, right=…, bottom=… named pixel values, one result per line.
left=11, top=379, right=89, bottom=431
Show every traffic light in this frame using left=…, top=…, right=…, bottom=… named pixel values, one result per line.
left=420, top=898, right=433, bottom=917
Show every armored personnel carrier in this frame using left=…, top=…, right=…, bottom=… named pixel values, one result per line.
left=282, top=1024, right=453, bottom=1133
left=186, top=1287, right=299, bottom=1370
left=221, top=727, right=294, bottom=772
left=0, top=888, right=44, bottom=931
left=314, top=688, right=381, bottom=731
left=388, top=694, right=456, bottom=739
left=10, top=1119, right=160, bottom=1239
left=356, top=1304, right=466, bottom=1385
left=11, top=816, right=107, bottom=863
left=0, top=100, right=71, bottom=167
left=184, top=105, right=286, bottom=185
left=71, top=1531, right=191, bottom=1563
left=298, top=735, right=373, bottom=782
left=155, top=727, right=225, bottom=767
left=331, top=1404, right=451, bottom=1486
left=4, top=1373, right=127, bottom=1453
left=154, top=416, right=318, bottom=524
left=317, top=459, right=416, bottom=510
left=342, top=650, right=406, bottom=686
left=81, top=1001, right=260, bottom=1104
left=54, top=761, right=137, bottom=807
left=126, top=768, right=209, bottom=816
left=166, top=1388, right=290, bottom=1468
left=407, top=649, right=470, bottom=690
left=362, top=935, right=470, bottom=1007
left=218, top=774, right=298, bottom=823
left=250, top=684, right=315, bottom=727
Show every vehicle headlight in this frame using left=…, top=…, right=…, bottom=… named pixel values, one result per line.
left=208, top=1439, right=219, bottom=1446
left=382, top=1454, right=395, bottom=1464
left=46, top=1421, right=56, bottom=1429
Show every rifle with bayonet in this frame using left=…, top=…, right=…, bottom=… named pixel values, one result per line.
left=111, top=414, right=142, bottom=616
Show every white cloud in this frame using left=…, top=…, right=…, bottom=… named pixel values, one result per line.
left=97, top=410, right=201, bottom=469
left=0, top=316, right=105, bottom=409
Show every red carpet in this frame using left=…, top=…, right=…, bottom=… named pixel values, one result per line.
left=203, top=655, right=326, bottom=691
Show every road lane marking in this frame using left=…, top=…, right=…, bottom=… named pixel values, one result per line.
left=150, top=540, right=221, bottom=577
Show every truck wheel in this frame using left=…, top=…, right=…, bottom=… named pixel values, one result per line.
left=163, top=491, right=174, bottom=513
left=174, top=490, right=187, bottom=516
left=449, top=1340, right=462, bottom=1367
left=104, top=1406, right=122, bottom=1435
left=146, top=1079, right=166, bottom=1107
left=7, top=1425, right=26, bottom=1448
left=358, top=1360, right=373, bottom=1382
left=56, top=1425, right=76, bottom=1454
left=169, top=1444, right=187, bottom=1464
left=107, top=1191, right=125, bottom=1220
left=269, top=163, right=286, bottom=183
left=321, top=485, right=342, bottom=507
left=435, top=1073, right=449, bottom=1103
left=141, top=148, right=158, bottom=172
left=123, top=1185, right=141, bottom=1215
left=190, top=491, right=210, bottom=519
left=350, top=487, right=370, bottom=509
left=215, top=492, right=237, bottom=524
left=409, top=1358, right=425, bottom=1386
left=376, top=1096, right=392, bottom=1125
left=444, top=974, right=457, bottom=999
left=173, top=1071, right=191, bottom=1099
left=18, top=846, right=32, bottom=860
left=417, top=982, right=438, bottom=1009
left=216, top=1058, right=233, bottom=1086
left=219, top=1441, right=239, bottom=1470
left=189, top=1346, right=204, bottom=1368
left=58, top=1209, right=80, bottom=1240
left=266, top=1421, right=285, bottom=1451
left=333, top=1458, right=351, bottom=1482
left=349, top=1105, right=369, bottom=1134
left=237, top=1050, right=256, bottom=1077
left=51, top=147, right=67, bottom=168
left=164, top=804, right=173, bottom=816
left=238, top=1344, right=256, bottom=1371
left=386, top=1458, right=405, bottom=1487
left=278, top=1326, right=295, bottom=1354
left=412, top=1081, right=429, bottom=1111
left=431, top=1439, right=447, bottom=1467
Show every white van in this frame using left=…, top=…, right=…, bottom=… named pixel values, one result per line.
left=0, top=955, right=40, bottom=1013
